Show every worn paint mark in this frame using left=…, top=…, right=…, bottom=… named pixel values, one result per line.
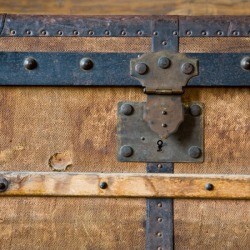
left=48, top=152, right=73, bottom=171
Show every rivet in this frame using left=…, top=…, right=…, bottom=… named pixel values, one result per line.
left=232, top=30, right=239, bottom=36
left=120, top=103, right=134, bottom=115
left=162, top=110, right=167, bottom=115
left=205, top=183, right=214, bottom=191
left=241, top=57, right=250, bottom=71
left=73, top=30, right=79, bottom=36
left=104, top=30, right=110, bottom=36
left=190, top=104, right=202, bottom=116
left=141, top=137, right=145, bottom=141
left=57, top=30, right=63, bottom=36
left=26, top=30, right=32, bottom=35
left=161, top=41, right=167, bottom=46
left=181, top=62, right=195, bottom=75
left=100, top=182, right=108, bottom=189
left=80, top=58, right=93, bottom=70
left=156, top=232, right=162, bottom=237
left=137, top=30, right=143, bottom=35
left=201, top=30, right=207, bottom=36
left=10, top=30, right=16, bottom=35
left=121, top=30, right=126, bottom=36
left=157, top=202, right=162, bottom=207
left=0, top=178, right=9, bottom=192
left=120, top=145, right=133, bottom=157
left=157, top=164, right=162, bottom=169
left=173, top=31, right=178, bottom=36
left=153, top=31, right=158, bottom=36
left=157, top=217, right=163, bottom=222
left=41, top=30, right=47, bottom=35
left=186, top=30, right=192, bottom=36
left=162, top=123, right=167, bottom=127
left=217, top=30, right=223, bottom=36
left=135, top=63, right=148, bottom=75
left=88, top=30, right=94, bottom=35
left=157, top=247, right=163, bottom=250
left=24, top=57, right=37, bottom=70
left=188, top=146, right=202, bottom=159
left=158, top=57, right=171, bottom=69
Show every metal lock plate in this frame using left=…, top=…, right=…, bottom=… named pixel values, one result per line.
left=117, top=102, right=204, bottom=163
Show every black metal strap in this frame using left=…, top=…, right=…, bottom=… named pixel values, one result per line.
left=146, top=163, right=174, bottom=250
left=0, top=52, right=248, bottom=86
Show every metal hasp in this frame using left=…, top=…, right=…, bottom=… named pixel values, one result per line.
left=117, top=51, right=202, bottom=163
left=130, top=51, right=198, bottom=139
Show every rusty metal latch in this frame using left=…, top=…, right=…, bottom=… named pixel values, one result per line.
left=130, top=51, right=198, bottom=138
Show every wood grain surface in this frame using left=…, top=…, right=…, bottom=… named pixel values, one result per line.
left=1, top=172, right=249, bottom=199
left=0, top=0, right=249, bottom=15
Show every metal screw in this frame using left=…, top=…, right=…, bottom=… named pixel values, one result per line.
left=157, top=202, right=162, bottom=207
left=158, top=57, right=171, bottom=69
left=41, top=30, right=47, bottom=35
left=232, top=30, right=239, bottom=36
left=58, top=30, right=63, bottom=36
left=26, top=30, right=32, bottom=35
left=188, top=146, right=202, bottom=159
left=24, top=57, right=37, bottom=70
left=157, top=164, right=162, bottom=169
left=73, top=30, right=79, bottom=36
left=205, top=183, right=214, bottom=191
left=157, top=217, right=163, bottom=222
left=0, top=178, right=8, bottom=192
left=120, top=103, right=134, bottom=116
left=181, top=62, right=195, bottom=75
left=120, top=145, right=133, bottom=157
left=100, top=182, right=108, bottom=189
left=190, top=104, right=202, bottom=116
left=80, top=58, right=93, bottom=70
left=135, top=63, right=148, bottom=75
left=88, top=30, right=94, bottom=35
left=186, top=30, right=192, bottom=36
left=137, top=30, right=143, bottom=35
left=153, top=31, right=158, bottom=36
left=173, top=31, right=178, bottom=36
left=241, top=57, right=250, bottom=71
left=162, top=123, right=167, bottom=127
left=162, top=110, right=167, bottom=115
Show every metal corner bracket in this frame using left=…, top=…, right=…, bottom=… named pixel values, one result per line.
left=117, top=50, right=204, bottom=163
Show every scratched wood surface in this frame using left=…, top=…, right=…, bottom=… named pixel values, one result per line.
left=1, top=172, right=249, bottom=199
left=0, top=1, right=249, bottom=250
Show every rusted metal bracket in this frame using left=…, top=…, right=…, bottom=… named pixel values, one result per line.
left=130, top=51, right=198, bottom=139
left=117, top=51, right=202, bottom=163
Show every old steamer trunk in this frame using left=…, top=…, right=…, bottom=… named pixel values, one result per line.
left=0, top=15, right=249, bottom=249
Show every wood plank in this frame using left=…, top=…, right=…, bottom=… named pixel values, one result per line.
left=0, top=172, right=249, bottom=199
left=0, top=0, right=249, bottom=15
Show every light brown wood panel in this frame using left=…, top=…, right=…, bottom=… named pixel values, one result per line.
left=1, top=172, right=249, bottom=199
left=0, top=0, right=249, bottom=15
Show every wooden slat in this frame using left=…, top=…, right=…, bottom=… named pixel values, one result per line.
left=0, top=172, right=249, bottom=199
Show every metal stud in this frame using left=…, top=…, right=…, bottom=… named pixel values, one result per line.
left=190, top=104, right=202, bottom=116
left=135, top=63, right=148, bottom=75
left=120, top=145, right=133, bottom=157
left=24, top=57, right=37, bottom=70
left=80, top=58, right=94, bottom=70
left=241, top=57, right=250, bottom=71
left=99, top=182, right=108, bottom=189
left=188, top=146, right=202, bottom=158
left=181, top=62, right=195, bottom=75
left=0, top=178, right=9, bottom=192
left=120, top=103, right=134, bottom=116
left=205, top=183, right=214, bottom=191
left=158, top=57, right=171, bottom=69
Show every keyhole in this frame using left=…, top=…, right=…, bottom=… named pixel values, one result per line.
left=157, top=140, right=163, bottom=151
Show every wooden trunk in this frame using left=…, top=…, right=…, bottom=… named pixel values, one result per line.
left=0, top=11, right=248, bottom=250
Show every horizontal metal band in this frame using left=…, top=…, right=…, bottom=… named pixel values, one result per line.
left=0, top=172, right=249, bottom=199
left=0, top=14, right=249, bottom=38
left=0, top=52, right=248, bottom=86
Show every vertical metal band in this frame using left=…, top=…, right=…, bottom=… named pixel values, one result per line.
left=146, top=163, right=174, bottom=250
